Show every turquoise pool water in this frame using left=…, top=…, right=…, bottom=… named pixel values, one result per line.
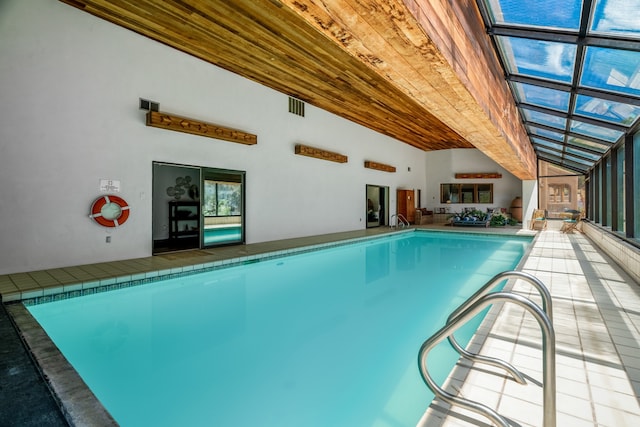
left=204, top=225, right=241, bottom=245
left=28, top=231, right=532, bottom=427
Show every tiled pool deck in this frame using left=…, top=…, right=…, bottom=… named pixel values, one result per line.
left=1, top=225, right=639, bottom=426
left=419, top=227, right=640, bottom=426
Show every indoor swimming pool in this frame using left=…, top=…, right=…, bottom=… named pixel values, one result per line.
left=28, top=231, right=533, bottom=427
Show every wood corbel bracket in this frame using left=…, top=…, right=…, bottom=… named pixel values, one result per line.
left=364, top=160, right=396, bottom=173
left=146, top=111, right=257, bottom=145
left=294, top=144, right=347, bottom=163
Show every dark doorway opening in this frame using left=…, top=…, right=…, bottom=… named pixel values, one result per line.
left=366, top=185, right=389, bottom=228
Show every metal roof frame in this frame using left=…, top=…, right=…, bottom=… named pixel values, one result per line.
left=476, top=0, right=640, bottom=175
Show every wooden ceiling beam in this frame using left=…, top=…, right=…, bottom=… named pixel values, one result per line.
left=59, top=0, right=536, bottom=178
left=60, top=0, right=470, bottom=151
left=281, top=0, right=536, bottom=179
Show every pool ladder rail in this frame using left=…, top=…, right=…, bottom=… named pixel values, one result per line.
left=390, top=213, right=410, bottom=229
left=417, top=271, right=556, bottom=427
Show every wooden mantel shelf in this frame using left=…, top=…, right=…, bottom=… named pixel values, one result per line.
left=364, top=160, right=396, bottom=173
left=294, top=144, right=347, bottom=163
left=146, top=111, right=257, bottom=145
left=455, top=172, right=502, bottom=179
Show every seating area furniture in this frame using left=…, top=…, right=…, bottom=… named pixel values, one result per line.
left=561, top=212, right=583, bottom=233
left=415, top=208, right=434, bottom=224
left=530, top=209, right=547, bottom=231
left=449, top=209, right=490, bottom=227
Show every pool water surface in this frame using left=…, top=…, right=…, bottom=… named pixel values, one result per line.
left=28, top=231, right=532, bottom=427
left=204, top=225, right=241, bottom=245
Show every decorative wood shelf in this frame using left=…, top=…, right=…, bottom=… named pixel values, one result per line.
left=146, top=111, right=257, bottom=145
left=455, top=172, right=502, bottom=179
left=294, top=144, right=347, bottom=163
left=364, top=161, right=396, bottom=173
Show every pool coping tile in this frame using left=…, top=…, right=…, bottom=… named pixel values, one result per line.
left=6, top=303, right=118, bottom=427
left=6, top=227, right=638, bottom=427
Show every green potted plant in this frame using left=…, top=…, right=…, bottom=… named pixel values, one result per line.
left=490, top=214, right=507, bottom=226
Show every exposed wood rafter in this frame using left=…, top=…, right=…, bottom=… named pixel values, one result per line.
left=60, top=0, right=537, bottom=179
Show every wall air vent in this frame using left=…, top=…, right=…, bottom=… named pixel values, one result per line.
left=288, top=97, right=305, bottom=117
left=139, top=98, right=159, bottom=111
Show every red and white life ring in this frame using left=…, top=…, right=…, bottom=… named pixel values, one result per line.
left=89, top=195, right=130, bottom=227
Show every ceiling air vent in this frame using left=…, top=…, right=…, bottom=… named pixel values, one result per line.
left=288, top=97, right=305, bottom=117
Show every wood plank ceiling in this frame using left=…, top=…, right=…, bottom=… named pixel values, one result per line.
left=60, top=0, right=536, bottom=179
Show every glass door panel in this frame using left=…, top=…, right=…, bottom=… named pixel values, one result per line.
left=202, top=168, right=245, bottom=247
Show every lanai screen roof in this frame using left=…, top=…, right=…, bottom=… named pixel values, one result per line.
left=476, top=0, right=640, bottom=173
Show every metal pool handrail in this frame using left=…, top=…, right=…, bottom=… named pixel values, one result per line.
left=417, top=292, right=556, bottom=427
left=446, top=271, right=553, bottom=384
left=390, top=213, right=410, bottom=229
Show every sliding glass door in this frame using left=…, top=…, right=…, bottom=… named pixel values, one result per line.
left=152, top=162, right=245, bottom=254
left=366, top=185, right=388, bottom=228
left=202, top=168, right=245, bottom=247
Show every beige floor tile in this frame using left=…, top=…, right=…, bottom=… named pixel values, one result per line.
left=555, top=412, right=596, bottom=427
left=593, top=403, right=640, bottom=427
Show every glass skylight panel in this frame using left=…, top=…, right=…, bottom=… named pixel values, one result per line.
left=570, top=119, right=624, bottom=142
left=566, top=146, right=601, bottom=161
left=563, top=159, right=590, bottom=171
left=581, top=47, right=640, bottom=98
left=522, top=109, right=567, bottom=130
left=574, top=94, right=640, bottom=127
left=536, top=146, right=562, bottom=157
left=563, top=154, right=595, bottom=167
left=511, top=82, right=570, bottom=111
left=567, top=136, right=610, bottom=153
left=590, top=0, right=640, bottom=39
left=528, top=126, right=565, bottom=141
left=531, top=137, right=563, bottom=151
left=484, top=0, right=582, bottom=31
left=495, top=36, right=576, bottom=83
left=479, top=0, right=637, bottom=171
left=538, top=153, right=564, bottom=164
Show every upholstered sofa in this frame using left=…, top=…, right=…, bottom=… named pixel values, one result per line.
left=450, top=210, right=490, bottom=227
left=415, top=208, right=434, bottom=224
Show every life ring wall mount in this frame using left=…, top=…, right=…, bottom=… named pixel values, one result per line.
left=90, top=195, right=130, bottom=227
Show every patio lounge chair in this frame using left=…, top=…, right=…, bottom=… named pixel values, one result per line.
left=561, top=211, right=583, bottom=233
left=530, top=209, right=547, bottom=231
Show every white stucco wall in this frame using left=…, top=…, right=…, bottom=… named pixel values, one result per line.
left=424, top=149, right=522, bottom=213
left=0, top=0, right=433, bottom=274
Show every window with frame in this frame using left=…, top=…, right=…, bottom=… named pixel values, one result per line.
left=538, top=160, right=584, bottom=219
left=548, top=184, right=572, bottom=203
left=203, top=180, right=242, bottom=217
left=440, top=183, right=493, bottom=204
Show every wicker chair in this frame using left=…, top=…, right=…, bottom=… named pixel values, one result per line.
left=561, top=212, right=583, bottom=233
left=415, top=209, right=434, bottom=224
left=530, top=209, right=547, bottom=231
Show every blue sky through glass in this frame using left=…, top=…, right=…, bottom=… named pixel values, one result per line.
left=590, top=0, right=640, bottom=38
left=480, top=0, right=638, bottom=172
left=563, top=154, right=595, bottom=166
left=523, top=110, right=567, bottom=129
left=497, top=36, right=576, bottom=83
left=528, top=126, right=565, bottom=141
left=570, top=120, right=624, bottom=142
left=531, top=138, right=563, bottom=151
left=512, top=82, right=570, bottom=111
left=567, top=136, right=610, bottom=153
left=574, top=95, right=640, bottom=126
left=581, top=47, right=640, bottom=97
left=487, top=0, right=582, bottom=30
left=566, top=147, right=601, bottom=160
